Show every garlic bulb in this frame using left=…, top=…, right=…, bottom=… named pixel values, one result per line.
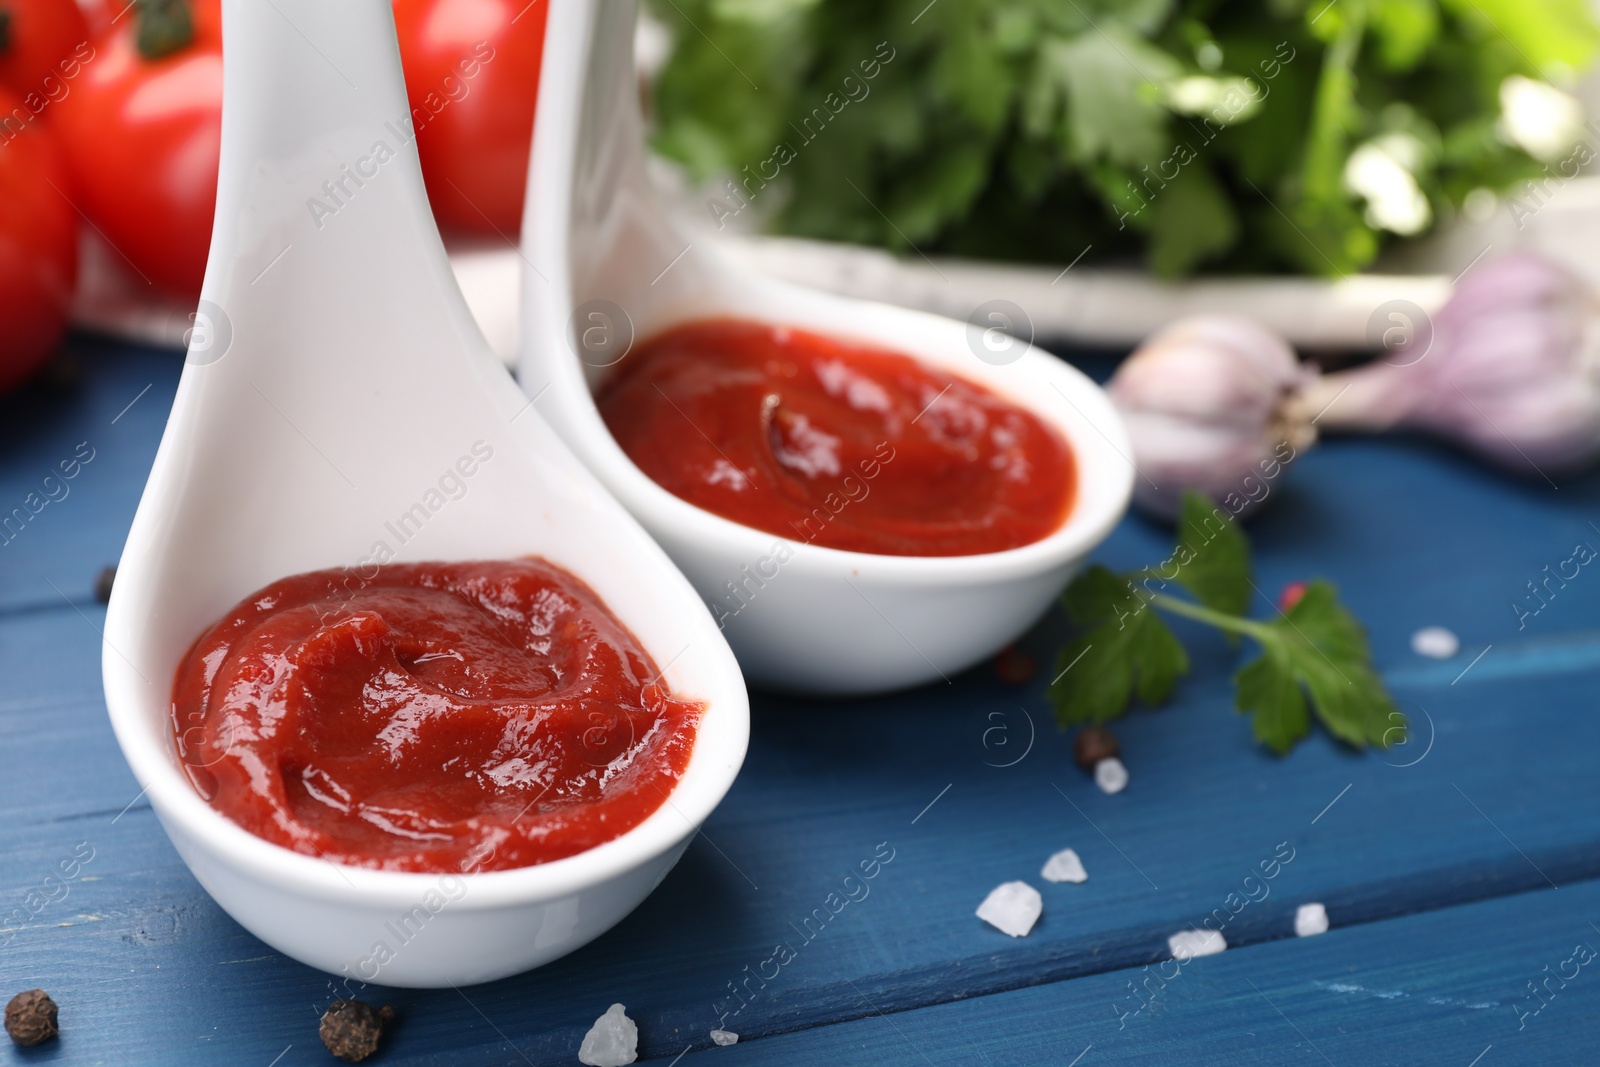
left=1303, top=251, right=1600, bottom=475
left=1109, top=315, right=1317, bottom=520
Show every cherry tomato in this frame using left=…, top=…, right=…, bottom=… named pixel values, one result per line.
left=51, top=0, right=220, bottom=300
left=0, top=0, right=90, bottom=101
left=0, top=84, right=77, bottom=392
left=393, top=0, right=548, bottom=236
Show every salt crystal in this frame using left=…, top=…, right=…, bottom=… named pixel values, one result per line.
left=710, top=1030, right=739, bottom=1046
left=578, top=1003, right=638, bottom=1067
left=1295, top=902, right=1329, bottom=937
left=1041, top=848, right=1088, bottom=884
left=1095, top=757, right=1128, bottom=794
left=1168, top=929, right=1226, bottom=960
left=976, top=880, right=1042, bottom=937
left=1411, top=626, right=1459, bottom=659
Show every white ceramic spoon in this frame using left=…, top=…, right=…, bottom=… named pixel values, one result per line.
left=101, top=0, right=747, bottom=987
left=521, top=0, right=1135, bottom=694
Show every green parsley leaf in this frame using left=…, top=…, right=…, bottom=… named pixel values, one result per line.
left=1235, top=644, right=1312, bottom=753
left=1441, top=0, right=1600, bottom=72
left=649, top=0, right=1600, bottom=277
left=1048, top=494, right=1402, bottom=756
left=1369, top=0, right=1440, bottom=71
left=1054, top=28, right=1182, bottom=168
left=1049, top=566, right=1190, bottom=727
left=1165, top=490, right=1251, bottom=617
left=1148, top=164, right=1239, bottom=276
left=885, top=137, right=993, bottom=244
left=1237, top=580, right=1404, bottom=750
left=928, top=11, right=1014, bottom=133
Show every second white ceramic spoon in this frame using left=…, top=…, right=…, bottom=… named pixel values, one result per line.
left=102, top=0, right=747, bottom=986
left=521, top=0, right=1135, bottom=694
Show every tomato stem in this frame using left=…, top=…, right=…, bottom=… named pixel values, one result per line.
left=136, top=0, right=194, bottom=60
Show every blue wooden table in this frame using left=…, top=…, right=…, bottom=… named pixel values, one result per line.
left=4, top=337, right=1599, bottom=1065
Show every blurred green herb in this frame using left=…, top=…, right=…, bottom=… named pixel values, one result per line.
left=1048, top=493, right=1402, bottom=755
left=649, top=0, right=1599, bottom=276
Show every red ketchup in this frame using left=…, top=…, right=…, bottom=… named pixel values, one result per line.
left=597, top=319, right=1075, bottom=556
left=171, top=560, right=700, bottom=874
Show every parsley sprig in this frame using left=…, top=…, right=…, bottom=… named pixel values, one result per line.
left=649, top=0, right=1597, bottom=278
left=1049, top=493, right=1403, bottom=755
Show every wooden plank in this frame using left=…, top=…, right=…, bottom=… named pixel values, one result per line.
left=652, top=878, right=1600, bottom=1065
left=5, top=339, right=1600, bottom=1063
left=3, top=596, right=1599, bottom=1063
left=0, top=343, right=178, bottom=612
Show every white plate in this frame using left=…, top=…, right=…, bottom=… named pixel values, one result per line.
left=71, top=173, right=1600, bottom=357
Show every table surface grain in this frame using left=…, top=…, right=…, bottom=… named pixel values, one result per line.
left=3, top=339, right=1598, bottom=1066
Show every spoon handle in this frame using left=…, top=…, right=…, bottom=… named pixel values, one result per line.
left=205, top=0, right=463, bottom=355
left=524, top=0, right=696, bottom=399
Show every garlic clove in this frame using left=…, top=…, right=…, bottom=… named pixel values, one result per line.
left=1113, top=342, right=1285, bottom=426
left=1308, top=251, right=1600, bottom=475
left=1110, top=315, right=1316, bottom=520
left=1439, top=372, right=1600, bottom=471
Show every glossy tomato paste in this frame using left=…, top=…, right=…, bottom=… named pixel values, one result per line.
left=172, top=560, right=699, bottom=873
left=597, top=319, right=1075, bottom=556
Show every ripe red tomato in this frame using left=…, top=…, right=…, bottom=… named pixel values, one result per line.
left=393, top=0, right=548, bottom=237
left=0, top=0, right=90, bottom=101
left=75, top=0, right=126, bottom=39
left=51, top=0, right=220, bottom=300
left=0, top=84, right=77, bottom=391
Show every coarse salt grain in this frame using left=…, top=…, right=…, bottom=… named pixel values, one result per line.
left=578, top=1003, right=638, bottom=1067
left=976, top=881, right=1042, bottom=938
left=1041, top=848, right=1088, bottom=884
left=710, top=1030, right=739, bottom=1046
left=1295, top=902, right=1329, bottom=937
left=1411, top=626, right=1459, bottom=659
left=1095, top=757, right=1128, bottom=794
left=1168, top=929, right=1227, bottom=960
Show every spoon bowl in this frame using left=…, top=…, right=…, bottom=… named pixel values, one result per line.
left=101, top=0, right=747, bottom=987
left=520, top=0, right=1135, bottom=694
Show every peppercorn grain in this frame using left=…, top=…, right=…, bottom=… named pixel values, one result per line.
left=319, top=999, right=394, bottom=1062
left=5, top=989, right=59, bottom=1047
left=1074, top=725, right=1120, bottom=770
left=94, top=565, right=117, bottom=604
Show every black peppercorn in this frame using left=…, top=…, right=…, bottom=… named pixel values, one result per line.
left=1074, top=725, right=1120, bottom=770
left=94, top=565, right=117, bottom=604
left=5, top=989, right=58, bottom=1047
left=319, top=999, right=394, bottom=1062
